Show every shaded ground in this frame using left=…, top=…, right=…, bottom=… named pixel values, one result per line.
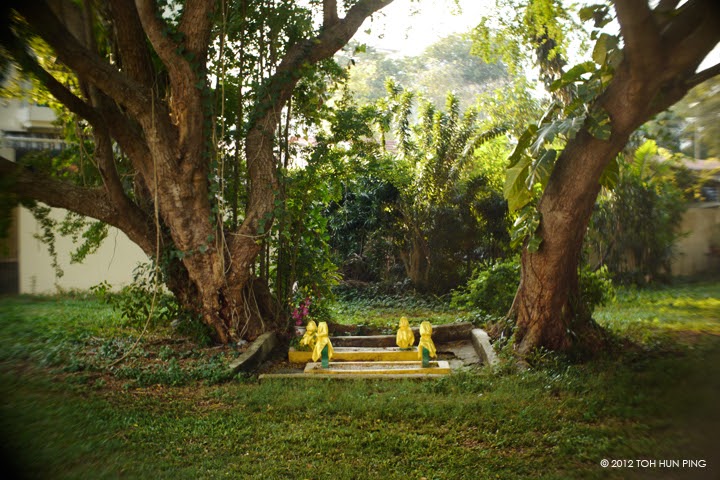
left=0, top=282, right=718, bottom=479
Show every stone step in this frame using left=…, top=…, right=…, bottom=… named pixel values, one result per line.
left=288, top=347, right=420, bottom=363
left=303, top=360, right=451, bottom=376
left=259, top=373, right=447, bottom=380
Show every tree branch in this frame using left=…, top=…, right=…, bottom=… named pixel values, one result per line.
left=4, top=17, right=156, bottom=194
left=653, top=0, right=681, bottom=28
left=108, top=0, right=155, bottom=87
left=613, top=0, right=662, bottom=73
left=665, top=2, right=720, bottom=75
left=178, top=0, right=216, bottom=60
left=134, top=0, right=188, bottom=78
left=323, top=0, right=339, bottom=28
left=93, top=127, right=153, bottom=238
left=687, top=62, right=720, bottom=89
left=13, top=2, right=152, bottom=119
left=655, top=0, right=681, bottom=11
left=267, top=0, right=394, bottom=113
left=0, top=156, right=155, bottom=254
left=134, top=0, right=205, bottom=165
left=2, top=32, right=103, bottom=126
left=660, top=0, right=709, bottom=45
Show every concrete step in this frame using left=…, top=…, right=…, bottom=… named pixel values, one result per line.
left=303, top=360, right=451, bottom=376
left=288, top=347, right=419, bottom=363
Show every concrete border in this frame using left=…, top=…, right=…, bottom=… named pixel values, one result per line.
left=288, top=347, right=418, bottom=363
left=303, top=360, right=451, bottom=375
left=259, top=373, right=449, bottom=381
left=229, top=331, right=279, bottom=373
left=470, top=329, right=499, bottom=366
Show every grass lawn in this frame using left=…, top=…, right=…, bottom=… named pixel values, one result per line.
left=1, top=283, right=719, bottom=479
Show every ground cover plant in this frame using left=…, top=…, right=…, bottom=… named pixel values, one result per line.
left=0, top=282, right=719, bottom=479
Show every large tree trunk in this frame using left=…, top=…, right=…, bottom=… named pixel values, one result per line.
left=514, top=131, right=628, bottom=355
left=513, top=0, right=720, bottom=355
left=2, top=0, right=395, bottom=344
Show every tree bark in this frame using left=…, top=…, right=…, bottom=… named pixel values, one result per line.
left=513, top=0, right=720, bottom=355
left=400, top=226, right=431, bottom=291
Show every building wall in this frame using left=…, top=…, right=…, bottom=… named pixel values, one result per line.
left=2, top=97, right=149, bottom=294
left=672, top=203, right=720, bottom=276
left=17, top=206, right=149, bottom=294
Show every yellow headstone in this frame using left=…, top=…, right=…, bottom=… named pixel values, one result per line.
left=417, top=321, right=437, bottom=359
left=396, top=316, right=415, bottom=349
left=312, top=321, right=334, bottom=362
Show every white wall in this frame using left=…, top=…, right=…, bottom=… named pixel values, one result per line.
left=672, top=203, right=720, bottom=277
left=18, top=206, right=149, bottom=294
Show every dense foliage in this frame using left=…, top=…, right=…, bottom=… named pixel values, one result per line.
left=586, top=140, right=689, bottom=285
left=325, top=82, right=515, bottom=294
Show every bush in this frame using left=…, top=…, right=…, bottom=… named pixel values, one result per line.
left=579, top=265, right=615, bottom=313
left=585, top=140, right=688, bottom=285
left=91, top=263, right=212, bottom=346
left=452, top=259, right=615, bottom=319
left=451, top=258, right=520, bottom=316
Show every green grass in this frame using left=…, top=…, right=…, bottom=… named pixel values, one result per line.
left=595, top=282, right=720, bottom=332
left=1, top=283, right=719, bottom=479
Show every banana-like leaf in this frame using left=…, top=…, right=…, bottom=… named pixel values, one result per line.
left=505, top=160, right=532, bottom=212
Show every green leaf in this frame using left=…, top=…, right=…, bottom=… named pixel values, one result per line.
left=607, top=48, right=623, bottom=70
left=507, top=124, right=538, bottom=168
left=578, top=4, right=603, bottom=22
left=549, top=62, right=595, bottom=92
left=504, top=161, right=532, bottom=212
left=510, top=207, right=542, bottom=250
left=599, top=154, right=620, bottom=189
left=528, top=149, right=557, bottom=188
left=587, top=107, right=612, bottom=140
left=592, top=34, right=618, bottom=66
left=527, top=234, right=543, bottom=252
left=632, top=139, right=658, bottom=178
left=531, top=122, right=557, bottom=155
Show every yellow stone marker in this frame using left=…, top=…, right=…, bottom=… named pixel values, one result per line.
left=417, top=321, right=437, bottom=367
left=312, top=321, right=334, bottom=363
left=396, top=316, right=415, bottom=350
left=300, top=320, right=317, bottom=350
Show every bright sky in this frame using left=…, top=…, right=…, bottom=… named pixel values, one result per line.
left=352, top=0, right=719, bottom=71
left=353, top=0, right=494, bottom=57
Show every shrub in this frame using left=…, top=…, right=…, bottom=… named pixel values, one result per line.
left=92, top=263, right=212, bottom=346
left=579, top=265, right=615, bottom=313
left=453, top=259, right=615, bottom=319
left=451, top=258, right=520, bottom=316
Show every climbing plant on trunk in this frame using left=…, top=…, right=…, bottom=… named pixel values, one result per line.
left=0, top=0, right=394, bottom=343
